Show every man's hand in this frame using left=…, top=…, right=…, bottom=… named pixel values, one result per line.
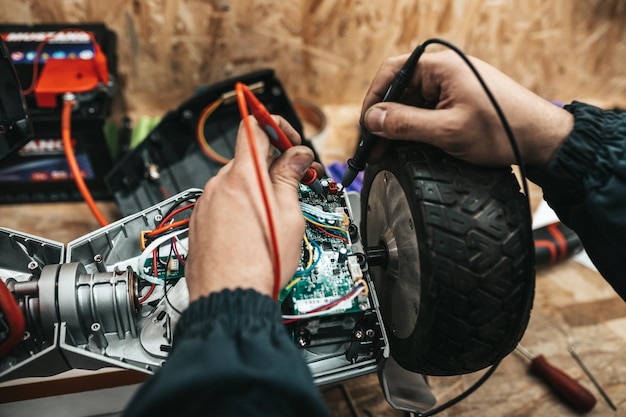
left=186, top=115, right=319, bottom=300
left=361, top=50, right=574, bottom=167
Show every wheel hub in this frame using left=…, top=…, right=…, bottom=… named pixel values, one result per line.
left=366, top=170, right=421, bottom=340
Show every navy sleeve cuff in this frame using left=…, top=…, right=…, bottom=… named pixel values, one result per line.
left=173, top=288, right=283, bottom=346
left=527, top=101, right=626, bottom=219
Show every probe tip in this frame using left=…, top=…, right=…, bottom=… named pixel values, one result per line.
left=340, top=166, right=358, bottom=188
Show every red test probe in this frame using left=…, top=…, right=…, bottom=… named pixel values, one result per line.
left=236, top=83, right=324, bottom=196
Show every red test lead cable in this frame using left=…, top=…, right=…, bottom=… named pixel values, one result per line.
left=235, top=83, right=282, bottom=299
left=237, top=84, right=324, bottom=196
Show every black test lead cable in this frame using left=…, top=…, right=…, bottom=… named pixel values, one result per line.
left=345, top=39, right=534, bottom=417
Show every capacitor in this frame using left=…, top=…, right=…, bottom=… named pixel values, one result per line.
left=337, top=247, right=348, bottom=264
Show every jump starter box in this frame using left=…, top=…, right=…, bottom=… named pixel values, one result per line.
left=0, top=23, right=118, bottom=203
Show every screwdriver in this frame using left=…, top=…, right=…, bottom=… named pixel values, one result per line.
left=516, top=344, right=596, bottom=412
left=236, top=82, right=324, bottom=196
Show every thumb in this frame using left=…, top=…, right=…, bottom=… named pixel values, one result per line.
left=364, top=102, right=450, bottom=144
left=269, top=146, right=315, bottom=196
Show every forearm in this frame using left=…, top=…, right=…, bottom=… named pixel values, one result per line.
left=124, top=289, right=330, bottom=417
left=528, top=101, right=626, bottom=300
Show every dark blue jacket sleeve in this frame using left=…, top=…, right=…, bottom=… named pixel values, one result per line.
left=123, top=289, right=330, bottom=417
left=528, top=101, right=626, bottom=301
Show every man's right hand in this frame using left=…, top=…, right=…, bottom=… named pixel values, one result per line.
left=361, top=50, right=574, bottom=168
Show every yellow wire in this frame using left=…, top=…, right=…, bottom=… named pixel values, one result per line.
left=304, top=216, right=348, bottom=236
left=284, top=277, right=301, bottom=292
left=303, top=233, right=314, bottom=269
left=196, top=98, right=231, bottom=165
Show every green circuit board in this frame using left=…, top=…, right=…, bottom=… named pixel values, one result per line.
left=281, top=179, right=369, bottom=316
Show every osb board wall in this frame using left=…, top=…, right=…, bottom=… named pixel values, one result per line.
left=2, top=0, right=626, bottom=116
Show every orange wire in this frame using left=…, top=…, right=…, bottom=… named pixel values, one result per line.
left=235, top=83, right=281, bottom=300
left=61, top=99, right=109, bottom=227
left=196, top=98, right=231, bottom=165
left=147, top=218, right=190, bottom=238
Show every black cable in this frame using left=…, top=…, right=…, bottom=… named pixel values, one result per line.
left=416, top=359, right=502, bottom=417
left=398, top=39, right=533, bottom=417
left=164, top=280, right=183, bottom=315
left=161, top=190, right=202, bottom=221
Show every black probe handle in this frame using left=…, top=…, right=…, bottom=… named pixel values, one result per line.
left=346, top=129, right=379, bottom=172
left=342, top=60, right=421, bottom=187
left=530, top=355, right=597, bottom=412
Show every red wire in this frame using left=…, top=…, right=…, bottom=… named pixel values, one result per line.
left=138, top=284, right=156, bottom=304
left=312, top=223, right=349, bottom=243
left=172, top=238, right=186, bottom=265
left=62, top=99, right=109, bottom=227
left=153, top=249, right=159, bottom=278
left=235, top=83, right=281, bottom=299
left=157, top=203, right=196, bottom=228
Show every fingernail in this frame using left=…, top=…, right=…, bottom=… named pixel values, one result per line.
left=288, top=151, right=313, bottom=176
left=366, top=106, right=386, bottom=132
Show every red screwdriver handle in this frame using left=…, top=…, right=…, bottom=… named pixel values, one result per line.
left=530, top=355, right=597, bottom=412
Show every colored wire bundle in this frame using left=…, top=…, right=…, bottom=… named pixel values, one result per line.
left=303, top=214, right=349, bottom=243
left=138, top=229, right=188, bottom=285
left=299, top=202, right=344, bottom=223
left=300, top=203, right=350, bottom=243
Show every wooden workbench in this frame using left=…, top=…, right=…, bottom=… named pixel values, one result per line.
left=0, top=104, right=624, bottom=417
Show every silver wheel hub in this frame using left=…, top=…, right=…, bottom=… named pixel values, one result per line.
left=366, top=170, right=421, bottom=340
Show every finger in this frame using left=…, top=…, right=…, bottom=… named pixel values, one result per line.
left=233, top=115, right=272, bottom=169
left=363, top=101, right=456, bottom=145
left=274, top=115, right=302, bottom=146
left=269, top=145, right=315, bottom=196
left=311, top=161, right=325, bottom=179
